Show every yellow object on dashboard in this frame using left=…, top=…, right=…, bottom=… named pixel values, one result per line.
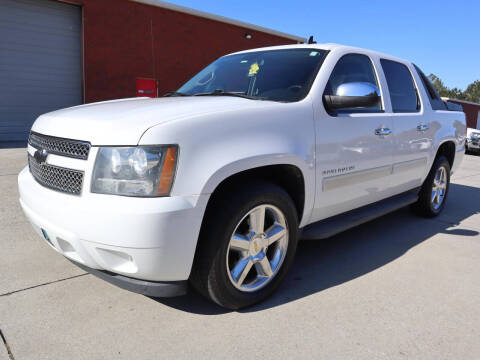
left=248, top=62, right=260, bottom=77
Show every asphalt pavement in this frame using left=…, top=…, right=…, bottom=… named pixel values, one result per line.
left=1, top=147, right=479, bottom=359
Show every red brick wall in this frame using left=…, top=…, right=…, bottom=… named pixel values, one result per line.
left=448, top=99, right=480, bottom=129
left=64, top=0, right=297, bottom=103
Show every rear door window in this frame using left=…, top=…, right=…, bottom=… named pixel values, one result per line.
left=380, top=59, right=420, bottom=113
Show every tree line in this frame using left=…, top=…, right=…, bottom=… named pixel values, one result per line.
left=429, top=74, right=480, bottom=104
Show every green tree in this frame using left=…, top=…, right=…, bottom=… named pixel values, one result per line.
left=464, top=81, right=480, bottom=103
left=428, top=74, right=480, bottom=103
left=428, top=74, right=450, bottom=97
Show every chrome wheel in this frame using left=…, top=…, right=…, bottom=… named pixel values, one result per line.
left=431, top=166, right=447, bottom=210
left=226, top=204, right=289, bottom=292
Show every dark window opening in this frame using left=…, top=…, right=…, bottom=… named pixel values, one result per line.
left=176, top=49, right=328, bottom=103
left=381, top=59, right=420, bottom=113
left=413, top=64, right=447, bottom=110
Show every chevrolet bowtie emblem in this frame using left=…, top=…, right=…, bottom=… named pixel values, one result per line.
left=34, top=149, right=49, bottom=165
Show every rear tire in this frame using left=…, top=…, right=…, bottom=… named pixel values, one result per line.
left=411, top=156, right=450, bottom=218
left=190, top=182, right=299, bottom=309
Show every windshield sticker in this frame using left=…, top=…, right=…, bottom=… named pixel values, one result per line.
left=248, top=62, right=260, bottom=77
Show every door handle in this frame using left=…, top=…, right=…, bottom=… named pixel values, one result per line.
left=375, top=127, right=392, bottom=136
left=417, top=124, right=429, bottom=132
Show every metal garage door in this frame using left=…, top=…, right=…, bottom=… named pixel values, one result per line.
left=0, top=0, right=82, bottom=142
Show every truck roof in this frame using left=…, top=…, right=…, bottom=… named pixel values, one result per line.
left=228, top=43, right=411, bottom=65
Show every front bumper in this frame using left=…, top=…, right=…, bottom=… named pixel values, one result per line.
left=18, top=166, right=209, bottom=284
left=466, top=138, right=480, bottom=150
left=69, top=259, right=187, bottom=297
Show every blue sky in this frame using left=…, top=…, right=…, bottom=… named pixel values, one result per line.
left=168, top=0, right=478, bottom=90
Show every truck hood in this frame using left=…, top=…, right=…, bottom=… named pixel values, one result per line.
left=31, top=97, right=276, bottom=145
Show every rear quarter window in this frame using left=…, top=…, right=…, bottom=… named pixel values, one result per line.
left=413, top=64, right=447, bottom=111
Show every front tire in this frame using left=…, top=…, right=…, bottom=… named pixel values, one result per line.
left=190, top=182, right=299, bottom=309
left=412, top=155, right=451, bottom=217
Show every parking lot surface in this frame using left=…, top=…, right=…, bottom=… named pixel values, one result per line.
left=1, top=147, right=479, bottom=360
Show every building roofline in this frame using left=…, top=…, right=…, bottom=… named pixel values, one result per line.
left=442, top=97, right=480, bottom=107
left=131, top=0, right=307, bottom=43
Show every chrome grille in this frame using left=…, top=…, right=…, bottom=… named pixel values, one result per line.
left=28, top=132, right=91, bottom=160
left=28, top=154, right=84, bottom=195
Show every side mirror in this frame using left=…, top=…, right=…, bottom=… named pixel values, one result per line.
left=323, top=82, right=380, bottom=110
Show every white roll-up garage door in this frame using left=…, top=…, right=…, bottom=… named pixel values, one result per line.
left=0, top=0, right=82, bottom=142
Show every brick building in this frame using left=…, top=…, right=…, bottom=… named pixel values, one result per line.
left=443, top=98, right=480, bottom=129
left=0, top=0, right=304, bottom=141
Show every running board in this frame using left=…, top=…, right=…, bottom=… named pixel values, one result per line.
left=301, top=191, right=419, bottom=240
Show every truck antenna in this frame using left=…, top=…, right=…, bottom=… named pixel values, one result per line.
left=308, top=36, right=317, bottom=44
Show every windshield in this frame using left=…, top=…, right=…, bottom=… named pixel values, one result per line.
left=176, top=48, right=328, bottom=102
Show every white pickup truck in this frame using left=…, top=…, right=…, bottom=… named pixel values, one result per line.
left=19, top=43, right=466, bottom=309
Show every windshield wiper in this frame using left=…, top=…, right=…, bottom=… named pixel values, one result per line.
left=193, top=89, right=264, bottom=100
left=163, top=91, right=192, bottom=97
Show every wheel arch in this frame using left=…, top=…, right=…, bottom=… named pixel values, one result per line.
left=201, top=157, right=313, bottom=227
left=435, top=140, right=456, bottom=169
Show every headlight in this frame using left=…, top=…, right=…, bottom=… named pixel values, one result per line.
left=91, top=146, right=178, bottom=197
